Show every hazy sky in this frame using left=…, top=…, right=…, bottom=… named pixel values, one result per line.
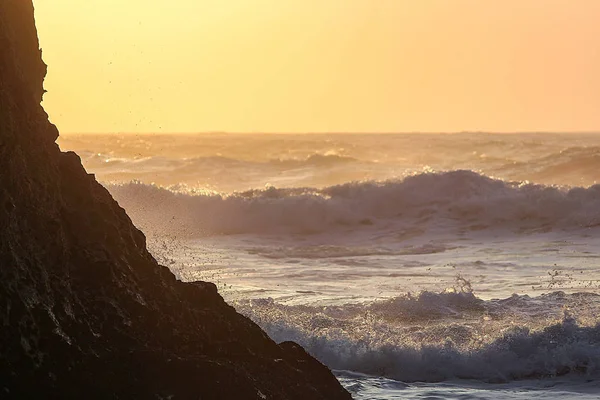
left=34, top=0, right=600, bottom=133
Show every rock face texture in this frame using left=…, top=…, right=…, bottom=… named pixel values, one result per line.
left=0, top=2, right=350, bottom=398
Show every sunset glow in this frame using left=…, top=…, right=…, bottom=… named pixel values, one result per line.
left=34, top=0, right=600, bottom=133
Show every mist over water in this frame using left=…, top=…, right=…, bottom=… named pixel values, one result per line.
left=59, top=132, right=600, bottom=399
left=61, top=132, right=600, bottom=190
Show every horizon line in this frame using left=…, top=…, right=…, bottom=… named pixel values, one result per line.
left=58, top=130, right=600, bottom=136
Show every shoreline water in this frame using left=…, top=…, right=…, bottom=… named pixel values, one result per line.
left=59, top=132, right=600, bottom=399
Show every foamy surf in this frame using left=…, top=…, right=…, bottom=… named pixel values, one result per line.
left=233, top=291, right=600, bottom=382
left=107, top=170, right=600, bottom=237
left=58, top=133, right=600, bottom=399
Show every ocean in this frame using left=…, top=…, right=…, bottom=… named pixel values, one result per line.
left=58, top=132, right=600, bottom=399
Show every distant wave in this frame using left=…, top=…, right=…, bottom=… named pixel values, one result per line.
left=526, top=146, right=600, bottom=183
left=537, top=146, right=600, bottom=164
left=495, top=146, right=600, bottom=181
left=272, top=154, right=361, bottom=168
left=70, top=136, right=600, bottom=191
left=80, top=152, right=363, bottom=173
left=106, top=170, right=600, bottom=237
left=235, top=291, right=600, bottom=383
left=182, top=154, right=361, bottom=169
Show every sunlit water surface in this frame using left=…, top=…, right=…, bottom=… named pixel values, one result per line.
left=60, top=133, right=600, bottom=399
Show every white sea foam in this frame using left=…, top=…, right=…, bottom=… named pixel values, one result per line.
left=234, top=291, right=600, bottom=383
left=107, top=170, right=600, bottom=237
left=61, top=133, right=600, bottom=398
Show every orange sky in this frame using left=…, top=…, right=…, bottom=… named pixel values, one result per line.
left=34, top=0, right=600, bottom=133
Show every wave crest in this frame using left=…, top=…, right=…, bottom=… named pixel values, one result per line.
left=105, top=170, right=600, bottom=237
left=234, top=291, right=600, bottom=383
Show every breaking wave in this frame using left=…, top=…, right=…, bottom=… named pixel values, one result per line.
left=234, top=291, right=600, bottom=383
left=106, top=170, right=600, bottom=237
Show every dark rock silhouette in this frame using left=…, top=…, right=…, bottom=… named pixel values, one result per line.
left=0, top=1, right=350, bottom=398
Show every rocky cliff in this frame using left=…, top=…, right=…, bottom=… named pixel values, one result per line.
left=0, top=1, right=350, bottom=398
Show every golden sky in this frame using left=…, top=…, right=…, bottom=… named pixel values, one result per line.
left=34, top=0, right=600, bottom=133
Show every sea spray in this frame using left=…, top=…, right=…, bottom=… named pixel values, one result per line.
left=108, top=170, right=600, bottom=237
left=234, top=291, right=600, bottom=383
